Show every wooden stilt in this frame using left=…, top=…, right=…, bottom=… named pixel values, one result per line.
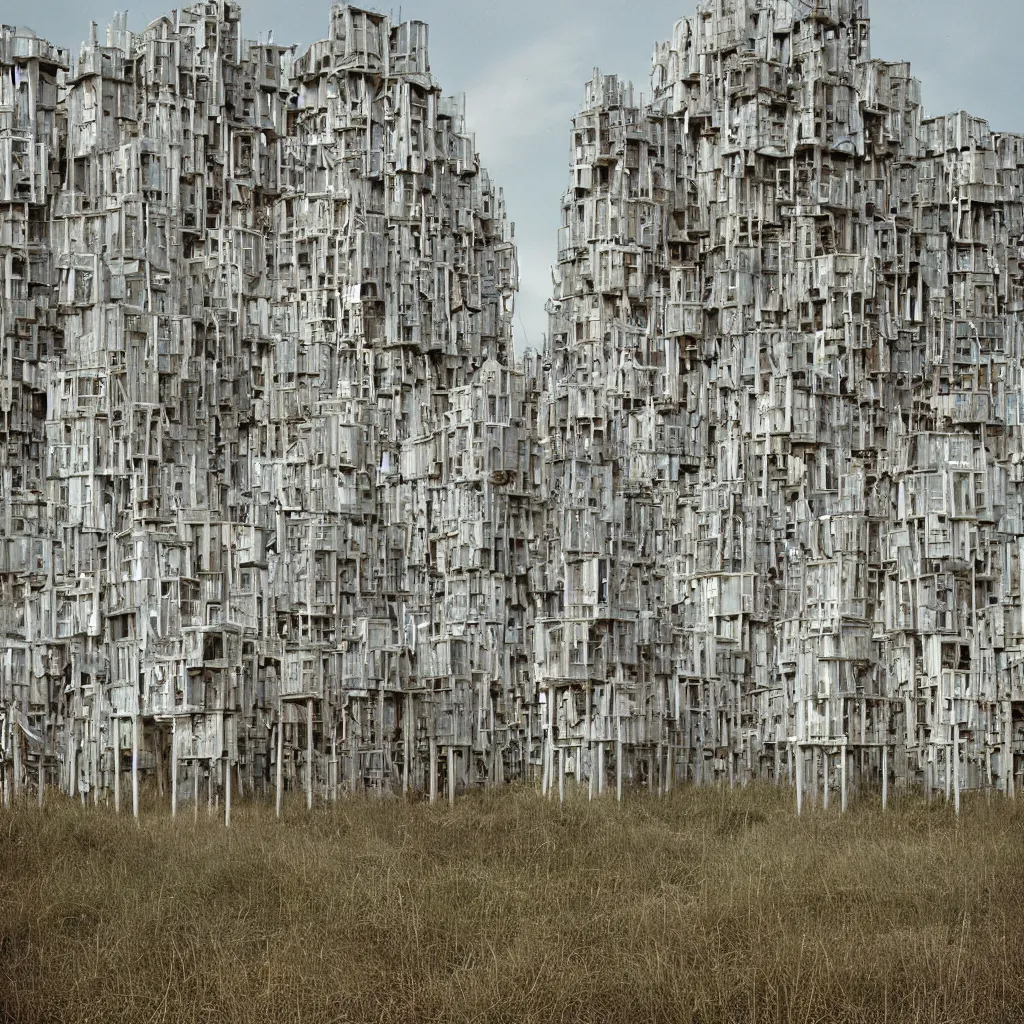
left=840, top=742, right=848, bottom=813
left=429, top=736, right=438, bottom=804
left=306, top=697, right=314, bottom=812
left=170, top=719, right=178, bottom=819
left=225, top=755, right=231, bottom=829
left=156, top=725, right=164, bottom=800
left=113, top=720, right=121, bottom=815
left=796, top=744, right=803, bottom=816
left=585, top=686, right=594, bottom=801
left=331, top=723, right=338, bottom=803
left=12, top=715, right=22, bottom=802
left=131, top=715, right=139, bottom=822
left=616, top=716, right=623, bottom=804
left=275, top=714, right=284, bottom=819
left=558, top=745, right=565, bottom=804
left=953, top=724, right=961, bottom=817
left=447, top=745, right=455, bottom=807
left=402, top=694, right=411, bottom=797
left=1006, top=702, right=1015, bottom=800
left=881, top=744, right=888, bottom=811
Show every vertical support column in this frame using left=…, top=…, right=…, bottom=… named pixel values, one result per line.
left=37, top=749, right=44, bottom=809
left=447, top=745, right=455, bottom=807
left=306, top=697, right=314, bottom=812
left=822, top=748, right=829, bottom=811
left=881, top=744, right=888, bottom=812
left=544, top=696, right=552, bottom=798
left=558, top=745, right=565, bottom=804
left=616, top=714, right=623, bottom=804
left=131, top=715, right=139, bottom=822
left=171, top=717, right=178, bottom=819
left=113, top=720, right=121, bottom=815
left=156, top=726, right=164, bottom=801
left=796, top=744, right=803, bottom=816
left=275, top=709, right=284, bottom=820
left=586, top=685, right=594, bottom=801
left=193, top=760, right=199, bottom=825
left=224, top=755, right=231, bottom=829
left=429, top=736, right=438, bottom=804
left=597, top=739, right=605, bottom=796
left=840, top=741, right=848, bottom=813
left=331, top=724, right=338, bottom=803
left=540, top=696, right=550, bottom=798
left=953, top=723, right=961, bottom=817
left=13, top=717, right=23, bottom=802
left=1006, top=701, right=1015, bottom=800
left=402, top=694, right=411, bottom=798
left=2, top=717, right=9, bottom=808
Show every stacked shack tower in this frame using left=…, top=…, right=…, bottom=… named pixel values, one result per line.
left=0, top=2, right=541, bottom=812
left=541, top=0, right=1024, bottom=805
left=3, top=0, right=1024, bottom=812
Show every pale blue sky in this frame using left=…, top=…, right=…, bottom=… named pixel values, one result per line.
left=19, top=0, right=1024, bottom=352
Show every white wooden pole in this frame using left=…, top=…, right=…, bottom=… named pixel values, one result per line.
left=540, top=700, right=550, bottom=798
left=586, top=686, right=594, bottom=801
left=306, top=697, right=313, bottom=812
left=12, top=714, right=22, bottom=801
left=558, top=745, right=565, bottom=804
left=616, top=715, right=623, bottom=804
left=429, top=736, right=437, bottom=804
left=331, top=724, right=338, bottom=803
left=171, top=718, right=178, bottom=819
left=131, top=715, right=139, bottom=822
left=447, top=745, right=455, bottom=807
left=953, top=724, right=961, bottom=817
left=840, top=741, right=848, bottom=813
left=796, top=744, right=803, bottom=816
left=402, top=694, right=410, bottom=797
left=275, top=711, right=284, bottom=819
left=224, top=755, right=231, bottom=829
left=881, top=744, right=888, bottom=811
left=113, top=719, right=120, bottom=815
left=1006, top=702, right=1015, bottom=800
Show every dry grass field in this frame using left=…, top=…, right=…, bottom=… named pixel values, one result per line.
left=1, top=784, right=1022, bottom=1024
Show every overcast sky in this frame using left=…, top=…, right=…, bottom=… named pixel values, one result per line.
left=21, top=0, right=1024, bottom=352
